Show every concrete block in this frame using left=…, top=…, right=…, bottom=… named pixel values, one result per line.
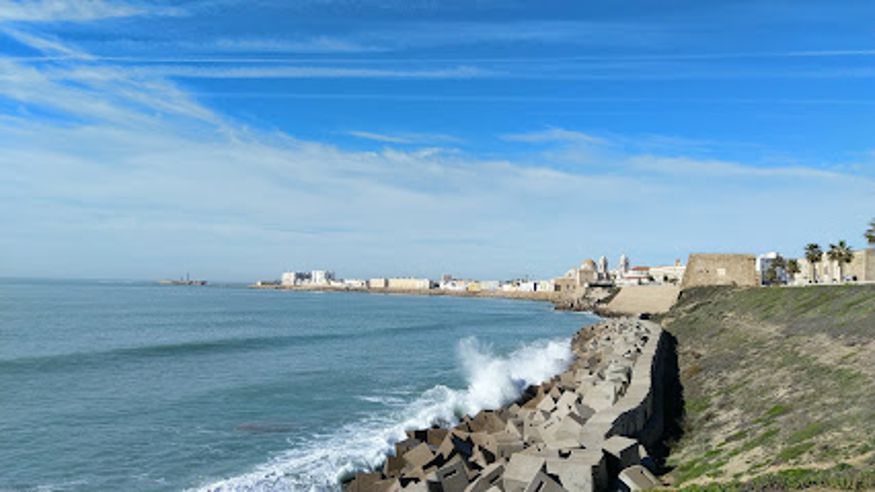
left=536, top=415, right=561, bottom=442
left=505, top=403, right=521, bottom=418
left=503, top=454, right=546, bottom=492
left=469, top=432, right=497, bottom=454
left=346, top=472, right=381, bottom=492
left=384, top=454, right=406, bottom=477
left=521, top=422, right=542, bottom=445
left=545, top=461, right=592, bottom=491
left=572, top=402, right=596, bottom=422
left=536, top=394, right=557, bottom=413
left=396, top=438, right=422, bottom=457
left=618, top=465, right=661, bottom=491
left=542, top=413, right=588, bottom=449
left=469, top=445, right=494, bottom=470
left=346, top=474, right=401, bottom=492
left=516, top=407, right=534, bottom=421
left=552, top=391, right=578, bottom=417
left=602, top=435, right=640, bottom=474
left=520, top=443, right=559, bottom=458
left=427, top=428, right=449, bottom=448
left=438, top=431, right=474, bottom=461
left=546, top=449, right=605, bottom=492
left=529, top=409, right=550, bottom=425
left=404, top=442, right=436, bottom=472
left=435, top=457, right=469, bottom=492
left=493, top=433, right=525, bottom=460
left=523, top=471, right=566, bottom=492
left=504, top=419, right=523, bottom=439
left=400, top=481, right=429, bottom=492
left=581, top=380, right=620, bottom=412
left=521, top=386, right=547, bottom=409
left=463, top=463, right=504, bottom=492
left=469, top=411, right=506, bottom=434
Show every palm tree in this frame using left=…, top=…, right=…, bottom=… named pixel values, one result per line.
left=805, top=243, right=823, bottom=283
left=787, top=259, right=800, bottom=282
left=827, top=240, right=854, bottom=282
left=866, top=219, right=875, bottom=246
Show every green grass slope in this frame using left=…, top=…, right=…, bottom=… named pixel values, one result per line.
left=657, top=285, right=875, bottom=490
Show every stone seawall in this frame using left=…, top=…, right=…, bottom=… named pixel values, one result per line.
left=345, top=318, right=675, bottom=492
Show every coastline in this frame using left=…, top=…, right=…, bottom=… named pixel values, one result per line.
left=249, top=284, right=561, bottom=303
left=344, top=316, right=672, bottom=492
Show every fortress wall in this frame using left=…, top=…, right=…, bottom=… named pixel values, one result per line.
left=680, top=253, right=758, bottom=290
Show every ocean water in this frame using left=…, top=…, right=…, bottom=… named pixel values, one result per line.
left=0, top=279, right=597, bottom=491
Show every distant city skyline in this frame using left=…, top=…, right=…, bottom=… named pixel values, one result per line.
left=1, top=0, right=874, bottom=282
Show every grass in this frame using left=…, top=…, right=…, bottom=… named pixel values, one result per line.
left=788, top=422, right=825, bottom=444
left=657, top=285, right=875, bottom=488
left=667, top=463, right=875, bottom=491
left=776, top=442, right=815, bottom=462
left=764, top=404, right=790, bottom=419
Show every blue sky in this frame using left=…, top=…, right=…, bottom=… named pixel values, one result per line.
left=1, top=0, right=874, bottom=281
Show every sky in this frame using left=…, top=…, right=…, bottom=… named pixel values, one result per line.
left=1, top=0, right=874, bottom=282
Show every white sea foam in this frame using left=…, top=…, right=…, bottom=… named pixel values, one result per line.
left=193, top=336, right=572, bottom=492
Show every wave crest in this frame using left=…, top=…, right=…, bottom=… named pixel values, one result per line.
left=194, top=336, right=572, bottom=492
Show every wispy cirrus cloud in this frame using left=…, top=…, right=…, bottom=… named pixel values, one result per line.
left=501, top=128, right=608, bottom=145
left=0, top=0, right=182, bottom=22
left=347, top=131, right=461, bottom=145
left=207, top=36, right=386, bottom=54
left=135, top=64, right=494, bottom=79
left=2, top=29, right=874, bottom=282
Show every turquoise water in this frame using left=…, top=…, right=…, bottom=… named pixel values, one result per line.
left=0, top=279, right=596, bottom=491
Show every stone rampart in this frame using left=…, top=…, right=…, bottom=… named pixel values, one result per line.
left=680, top=253, right=758, bottom=289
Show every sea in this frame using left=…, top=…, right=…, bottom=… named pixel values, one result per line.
left=0, top=278, right=598, bottom=491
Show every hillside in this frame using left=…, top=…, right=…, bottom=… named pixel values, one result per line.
left=657, top=285, right=875, bottom=491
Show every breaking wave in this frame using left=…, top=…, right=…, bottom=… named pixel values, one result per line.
left=193, top=336, right=572, bottom=492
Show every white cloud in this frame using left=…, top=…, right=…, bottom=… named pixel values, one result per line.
left=626, top=155, right=845, bottom=179
left=1, top=33, right=874, bottom=281
left=128, top=64, right=494, bottom=79
left=0, top=0, right=181, bottom=22
left=347, top=131, right=461, bottom=145
left=209, top=36, right=385, bottom=54
left=501, top=128, right=608, bottom=145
